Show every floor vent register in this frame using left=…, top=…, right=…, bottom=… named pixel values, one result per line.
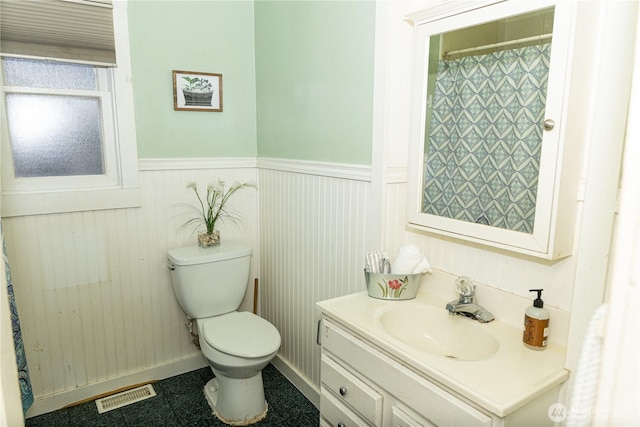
left=95, top=384, right=157, bottom=414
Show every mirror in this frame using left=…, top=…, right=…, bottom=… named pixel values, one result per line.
left=406, top=1, right=576, bottom=259
left=422, top=8, right=554, bottom=233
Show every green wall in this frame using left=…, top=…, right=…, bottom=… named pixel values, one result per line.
left=254, top=1, right=375, bottom=165
left=128, top=0, right=376, bottom=165
left=128, top=0, right=257, bottom=158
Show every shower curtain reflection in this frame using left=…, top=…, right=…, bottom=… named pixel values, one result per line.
left=423, top=43, right=552, bottom=233
left=2, top=221, right=34, bottom=414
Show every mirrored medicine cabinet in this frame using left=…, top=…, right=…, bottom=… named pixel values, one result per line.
left=405, top=0, right=583, bottom=260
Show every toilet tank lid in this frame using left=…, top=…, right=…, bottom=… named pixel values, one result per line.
left=168, top=241, right=252, bottom=266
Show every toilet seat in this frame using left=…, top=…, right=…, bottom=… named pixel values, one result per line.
left=201, top=311, right=281, bottom=358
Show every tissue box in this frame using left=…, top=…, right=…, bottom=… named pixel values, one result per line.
left=364, top=271, right=421, bottom=300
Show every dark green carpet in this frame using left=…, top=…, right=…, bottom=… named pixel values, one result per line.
left=25, top=364, right=318, bottom=427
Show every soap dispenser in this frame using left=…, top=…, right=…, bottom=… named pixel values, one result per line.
left=523, top=289, right=549, bottom=350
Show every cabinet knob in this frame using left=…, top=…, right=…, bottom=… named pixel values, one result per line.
left=337, top=423, right=346, bottom=427
left=339, top=386, right=347, bottom=396
left=543, top=119, right=555, bottom=130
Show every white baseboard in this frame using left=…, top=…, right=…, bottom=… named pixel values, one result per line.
left=271, top=354, right=320, bottom=410
left=26, top=354, right=208, bottom=419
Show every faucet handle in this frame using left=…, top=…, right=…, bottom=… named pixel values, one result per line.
left=455, top=276, right=476, bottom=299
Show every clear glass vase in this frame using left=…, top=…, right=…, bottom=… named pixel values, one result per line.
left=197, top=230, right=220, bottom=247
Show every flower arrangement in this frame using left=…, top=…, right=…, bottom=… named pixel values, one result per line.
left=178, top=178, right=256, bottom=247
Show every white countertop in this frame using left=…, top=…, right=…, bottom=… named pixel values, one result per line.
left=316, top=283, right=569, bottom=417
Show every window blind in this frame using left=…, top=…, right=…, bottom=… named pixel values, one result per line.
left=0, top=0, right=116, bottom=66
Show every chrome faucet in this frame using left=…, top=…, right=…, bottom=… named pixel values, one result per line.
left=445, top=276, right=494, bottom=323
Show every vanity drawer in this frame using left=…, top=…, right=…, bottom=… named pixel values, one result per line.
left=392, top=405, right=436, bottom=427
left=321, top=387, right=371, bottom=427
left=321, top=319, right=492, bottom=427
left=321, top=354, right=383, bottom=425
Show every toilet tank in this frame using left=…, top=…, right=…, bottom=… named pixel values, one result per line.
left=167, top=242, right=252, bottom=319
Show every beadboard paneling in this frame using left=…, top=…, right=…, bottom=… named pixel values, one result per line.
left=258, top=168, right=371, bottom=388
left=4, top=158, right=577, bottom=417
left=3, top=166, right=258, bottom=414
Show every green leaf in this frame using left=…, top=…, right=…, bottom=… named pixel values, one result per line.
left=377, top=281, right=387, bottom=298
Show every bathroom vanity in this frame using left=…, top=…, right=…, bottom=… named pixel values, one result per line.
left=316, top=284, right=568, bottom=426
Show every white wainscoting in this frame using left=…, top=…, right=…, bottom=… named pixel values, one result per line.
left=3, top=160, right=259, bottom=417
left=257, top=165, right=372, bottom=402
left=4, top=156, right=578, bottom=417
left=3, top=158, right=373, bottom=416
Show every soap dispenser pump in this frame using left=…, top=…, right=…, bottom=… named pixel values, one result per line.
left=523, top=289, right=549, bottom=350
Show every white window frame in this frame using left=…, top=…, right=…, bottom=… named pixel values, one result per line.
left=0, top=1, right=140, bottom=217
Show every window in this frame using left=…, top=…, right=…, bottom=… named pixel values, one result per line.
left=2, top=58, right=117, bottom=188
left=0, top=1, right=140, bottom=217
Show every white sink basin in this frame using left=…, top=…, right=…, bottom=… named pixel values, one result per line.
left=377, top=304, right=499, bottom=361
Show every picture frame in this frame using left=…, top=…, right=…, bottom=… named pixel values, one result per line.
left=172, top=70, right=223, bottom=112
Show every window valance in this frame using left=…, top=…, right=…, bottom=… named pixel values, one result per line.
left=0, top=0, right=116, bottom=66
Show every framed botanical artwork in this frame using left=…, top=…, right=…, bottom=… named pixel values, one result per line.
left=172, top=70, right=223, bottom=112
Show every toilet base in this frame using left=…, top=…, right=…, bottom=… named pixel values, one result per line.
left=203, top=373, right=268, bottom=426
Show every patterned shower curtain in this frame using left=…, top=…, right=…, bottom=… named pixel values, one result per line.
left=423, top=43, right=552, bottom=233
left=2, top=221, right=34, bottom=414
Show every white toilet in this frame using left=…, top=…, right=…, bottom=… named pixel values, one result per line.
left=167, top=242, right=281, bottom=426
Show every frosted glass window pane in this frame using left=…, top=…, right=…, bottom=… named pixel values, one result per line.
left=6, top=94, right=104, bottom=177
left=2, top=58, right=96, bottom=90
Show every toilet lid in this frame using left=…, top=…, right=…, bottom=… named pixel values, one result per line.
left=201, top=311, right=281, bottom=358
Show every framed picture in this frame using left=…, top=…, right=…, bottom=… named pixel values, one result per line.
left=172, top=70, right=223, bottom=112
